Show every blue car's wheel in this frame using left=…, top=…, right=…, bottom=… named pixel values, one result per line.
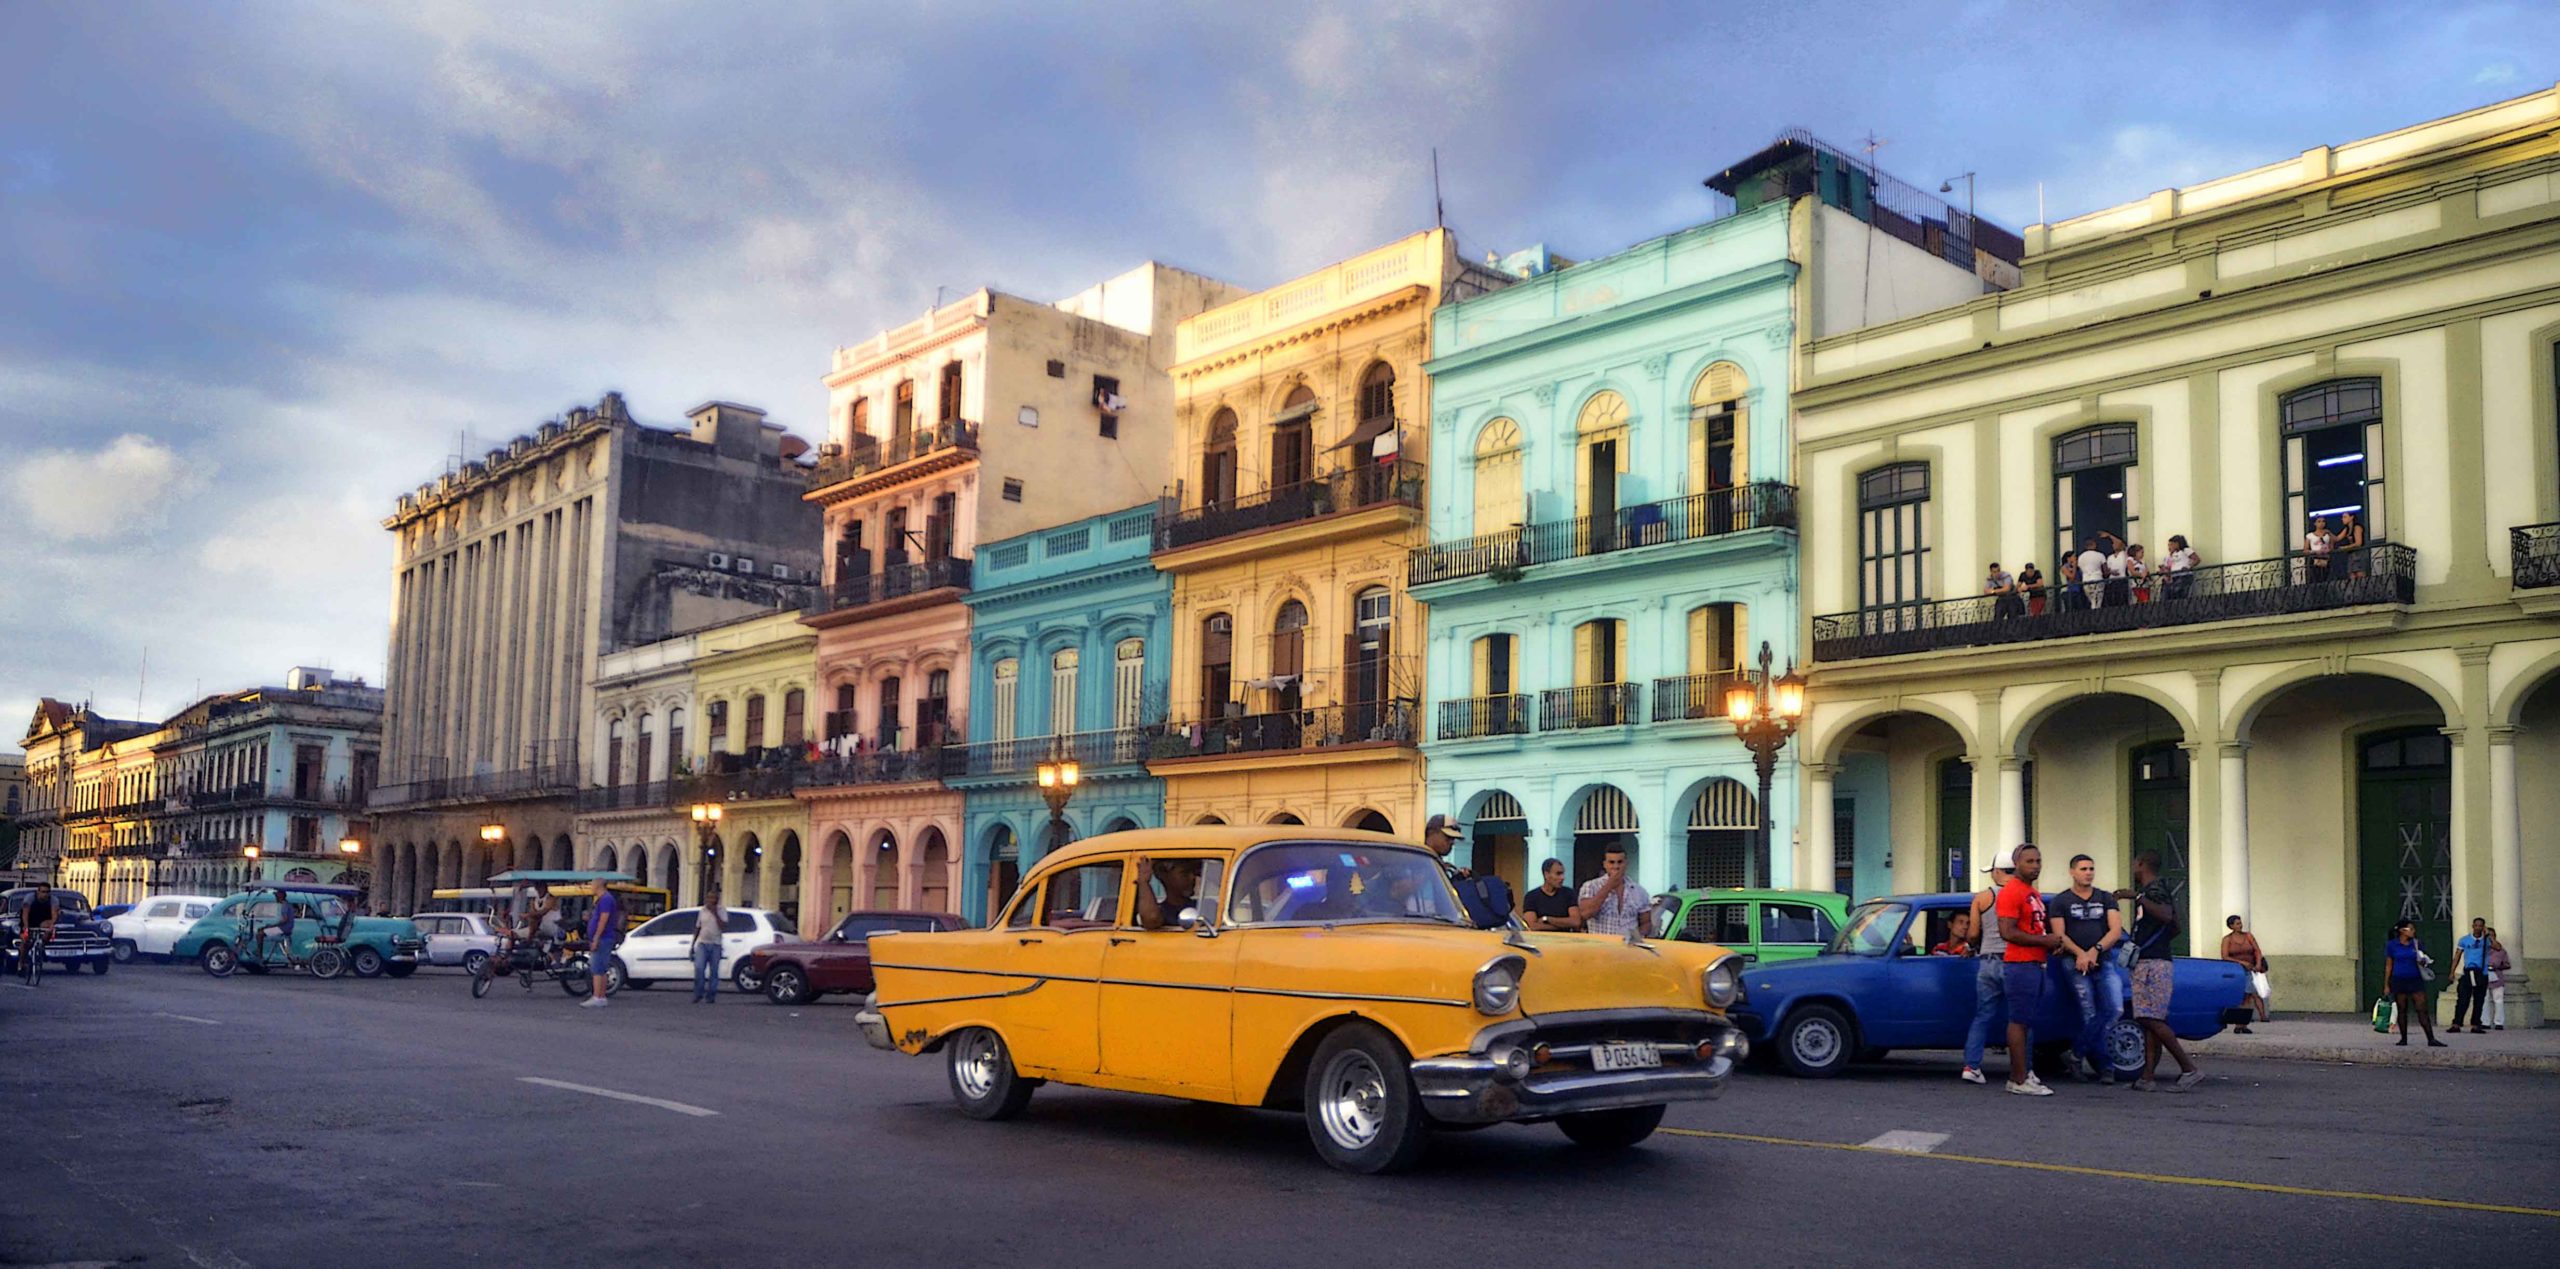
left=1776, top=1005, right=1854, bottom=1079
left=2106, top=1018, right=2147, bottom=1077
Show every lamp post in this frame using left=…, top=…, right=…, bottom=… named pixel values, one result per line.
left=242, top=842, right=261, bottom=890
left=690, top=802, right=723, bottom=902
left=1723, top=640, right=1807, bottom=889
left=1035, top=756, right=1080, bottom=856
left=338, top=835, right=370, bottom=910
left=478, top=822, right=505, bottom=886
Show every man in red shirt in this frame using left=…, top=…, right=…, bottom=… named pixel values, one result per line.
left=1996, top=844, right=2065, bottom=1096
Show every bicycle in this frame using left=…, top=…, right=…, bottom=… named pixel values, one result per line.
left=17, top=930, right=47, bottom=986
left=470, top=933, right=597, bottom=1000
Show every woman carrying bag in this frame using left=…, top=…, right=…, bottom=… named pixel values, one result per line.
left=2486, top=927, right=2511, bottom=1030
left=2382, top=920, right=2445, bottom=1047
left=2221, top=915, right=2269, bottom=1032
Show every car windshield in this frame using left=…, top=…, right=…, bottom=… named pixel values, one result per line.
left=1225, top=842, right=1467, bottom=927
left=1830, top=902, right=1912, bottom=956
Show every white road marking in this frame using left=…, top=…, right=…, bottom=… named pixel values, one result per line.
left=519, top=1076, right=719, bottom=1117
left=155, top=1012, right=223, bottom=1026
left=1860, top=1130, right=1951, bottom=1154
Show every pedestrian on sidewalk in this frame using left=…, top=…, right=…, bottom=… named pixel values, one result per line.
left=2453, top=917, right=2493, bottom=1033
left=1425, top=814, right=1513, bottom=929
left=582, top=884, right=622, bottom=1009
left=692, top=888, right=727, bottom=1004
left=2486, top=927, right=2510, bottom=1030
left=2383, top=919, right=2445, bottom=1047
left=1521, top=858, right=1583, bottom=932
left=1960, top=848, right=2015, bottom=1086
left=1574, top=844, right=1650, bottom=938
left=2221, top=915, right=2269, bottom=1031
left=1996, top=845, right=2063, bottom=1096
left=2118, top=852, right=2204, bottom=1090
left=2052, top=855, right=2127, bottom=1081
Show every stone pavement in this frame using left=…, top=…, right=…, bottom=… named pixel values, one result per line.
left=2190, top=1012, right=2559, bottom=1073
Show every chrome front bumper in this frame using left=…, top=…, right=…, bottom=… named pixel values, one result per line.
left=1410, top=1025, right=1748, bottom=1125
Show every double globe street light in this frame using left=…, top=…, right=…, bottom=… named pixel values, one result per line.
left=1723, top=640, right=1807, bottom=889
left=1035, top=756, right=1080, bottom=853
left=691, top=802, right=724, bottom=900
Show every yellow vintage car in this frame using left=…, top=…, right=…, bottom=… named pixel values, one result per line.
left=857, top=826, right=1749, bottom=1173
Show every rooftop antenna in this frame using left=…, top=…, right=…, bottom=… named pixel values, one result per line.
left=1431, top=147, right=1446, bottom=228
left=1859, top=131, right=1888, bottom=324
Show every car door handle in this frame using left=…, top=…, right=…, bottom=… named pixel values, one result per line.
left=1108, top=936, right=1136, bottom=946
left=1017, top=937, right=1045, bottom=946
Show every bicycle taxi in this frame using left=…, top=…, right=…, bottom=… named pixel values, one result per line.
left=469, top=870, right=645, bottom=999
left=175, top=882, right=427, bottom=979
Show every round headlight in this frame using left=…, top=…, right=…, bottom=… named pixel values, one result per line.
left=1472, top=955, right=1525, bottom=1015
left=1702, top=954, right=1742, bottom=1008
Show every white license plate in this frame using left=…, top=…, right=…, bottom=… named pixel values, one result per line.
left=1591, top=1042, right=1662, bottom=1072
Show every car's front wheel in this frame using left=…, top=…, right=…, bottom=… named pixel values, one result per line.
left=731, top=960, right=762, bottom=993
left=765, top=965, right=811, bottom=1005
left=111, top=939, right=137, bottom=964
left=947, top=1027, right=1035, bottom=1121
left=349, top=947, right=386, bottom=978
left=90, top=956, right=111, bottom=975
left=1557, top=1104, right=1666, bottom=1150
left=201, top=943, right=237, bottom=978
left=1302, top=1022, right=1430, bottom=1174
left=2105, top=1019, right=2147, bottom=1079
left=1776, top=1004, right=1854, bottom=1078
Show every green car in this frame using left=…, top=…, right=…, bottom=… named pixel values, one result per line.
left=172, top=883, right=426, bottom=979
left=1653, top=888, right=1852, bottom=966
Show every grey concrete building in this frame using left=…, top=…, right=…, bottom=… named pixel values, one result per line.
left=370, top=393, right=821, bottom=912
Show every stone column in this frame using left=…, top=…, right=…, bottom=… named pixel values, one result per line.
left=2487, top=727, right=2541, bottom=1025
left=2218, top=742, right=2250, bottom=930
left=1803, top=763, right=1836, bottom=893
left=1995, top=757, right=2026, bottom=853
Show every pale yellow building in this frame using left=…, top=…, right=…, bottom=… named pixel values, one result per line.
left=1150, top=230, right=1520, bottom=833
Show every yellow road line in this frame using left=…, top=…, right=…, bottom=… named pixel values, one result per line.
left=1657, top=1127, right=2560, bottom=1219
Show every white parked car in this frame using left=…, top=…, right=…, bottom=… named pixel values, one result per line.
left=607, top=906, right=795, bottom=993
left=107, top=894, right=224, bottom=963
left=410, top=912, right=504, bottom=976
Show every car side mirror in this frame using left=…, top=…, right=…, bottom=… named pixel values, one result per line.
left=1187, top=907, right=1219, bottom=938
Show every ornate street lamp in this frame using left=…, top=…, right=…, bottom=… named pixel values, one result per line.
left=478, top=822, right=505, bottom=885
left=1723, top=640, right=1807, bottom=889
left=1035, top=756, right=1080, bottom=854
left=691, top=802, right=724, bottom=899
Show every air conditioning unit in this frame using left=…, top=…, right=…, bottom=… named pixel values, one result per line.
left=736, top=557, right=756, bottom=574
left=770, top=563, right=790, bottom=579
left=708, top=551, right=731, bottom=570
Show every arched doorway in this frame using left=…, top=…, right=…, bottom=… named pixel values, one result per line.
left=826, top=831, right=856, bottom=928
left=1103, top=816, right=1141, bottom=835
left=917, top=828, right=951, bottom=915
left=1346, top=809, right=1392, bottom=834
left=597, top=843, right=618, bottom=874
left=740, top=833, right=764, bottom=910
left=1822, top=708, right=1972, bottom=898
left=983, top=823, right=1020, bottom=924
left=777, top=832, right=802, bottom=929
left=628, top=846, right=648, bottom=887
left=1266, top=811, right=1304, bottom=825
left=1568, top=785, right=1637, bottom=886
left=1463, top=791, right=1528, bottom=892
left=548, top=835, right=573, bottom=871
left=656, top=843, right=679, bottom=895
left=871, top=831, right=902, bottom=909
left=1682, top=778, right=1757, bottom=889
left=2355, top=727, right=2452, bottom=1006
left=444, top=840, right=464, bottom=889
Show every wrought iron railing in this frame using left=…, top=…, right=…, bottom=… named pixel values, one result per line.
left=2515, top=522, right=2560, bottom=590
left=1436, top=695, right=1531, bottom=740
left=806, top=420, right=979, bottom=490
left=1539, top=683, right=1641, bottom=731
left=807, top=557, right=973, bottom=617
left=1153, top=700, right=1419, bottom=758
left=948, top=727, right=1156, bottom=779
left=577, top=780, right=678, bottom=813
left=1410, top=482, right=1797, bottom=586
left=369, top=760, right=584, bottom=810
left=801, top=748, right=950, bottom=789
left=1651, top=671, right=1742, bottom=723
left=1156, top=460, right=1424, bottom=552
left=1812, top=544, right=2420, bottom=662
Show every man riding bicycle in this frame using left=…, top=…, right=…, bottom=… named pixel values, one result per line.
left=252, top=893, right=298, bottom=965
left=17, top=883, right=60, bottom=974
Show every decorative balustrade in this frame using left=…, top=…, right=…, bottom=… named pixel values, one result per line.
left=1155, top=461, right=1423, bottom=553
left=1410, top=482, right=1797, bottom=585
left=2515, top=522, right=2560, bottom=590
left=1436, top=695, right=1530, bottom=741
left=805, top=420, right=979, bottom=490
left=808, top=557, right=974, bottom=617
left=1539, top=684, right=1641, bottom=731
left=1153, top=701, right=1419, bottom=759
left=1651, top=672, right=1742, bottom=724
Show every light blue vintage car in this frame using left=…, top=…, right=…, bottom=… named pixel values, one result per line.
left=172, top=883, right=425, bottom=979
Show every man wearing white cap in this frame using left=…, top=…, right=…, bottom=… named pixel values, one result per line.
left=1960, top=846, right=2017, bottom=1085
left=1424, top=813, right=1513, bottom=929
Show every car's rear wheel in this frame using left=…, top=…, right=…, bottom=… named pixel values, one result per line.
left=111, top=939, right=137, bottom=964
left=1302, top=1022, right=1429, bottom=1175
left=461, top=950, right=490, bottom=979
left=349, top=947, right=386, bottom=978
left=765, top=965, right=811, bottom=1005
left=605, top=960, right=630, bottom=995
left=1775, top=1005, right=1854, bottom=1078
left=202, top=943, right=237, bottom=978
left=1557, top=1104, right=1665, bottom=1150
left=731, top=960, right=762, bottom=993
left=947, top=1027, right=1035, bottom=1121
left=2105, top=1019, right=2147, bottom=1079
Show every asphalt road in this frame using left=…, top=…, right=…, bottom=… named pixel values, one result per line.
left=3, top=962, right=2554, bottom=1267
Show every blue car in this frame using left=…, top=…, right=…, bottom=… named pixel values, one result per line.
left=1731, top=893, right=2248, bottom=1079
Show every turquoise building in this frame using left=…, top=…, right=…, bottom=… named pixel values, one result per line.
left=950, top=505, right=1170, bottom=924
left=1414, top=138, right=2001, bottom=901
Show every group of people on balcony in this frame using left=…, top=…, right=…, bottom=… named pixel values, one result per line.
left=2300, top=512, right=2373, bottom=583
left=1983, top=532, right=2202, bottom=618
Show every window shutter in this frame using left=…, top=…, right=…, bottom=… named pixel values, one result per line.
left=1688, top=607, right=1711, bottom=675
left=1574, top=623, right=1596, bottom=686
left=1376, top=624, right=1392, bottom=697
left=1342, top=633, right=1361, bottom=703
left=1612, top=620, right=1628, bottom=685
left=1471, top=637, right=1491, bottom=698
left=1731, top=605, right=1749, bottom=669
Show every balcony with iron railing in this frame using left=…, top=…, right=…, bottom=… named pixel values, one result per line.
left=946, top=728, right=1157, bottom=781
left=1410, top=482, right=1798, bottom=586
left=805, top=420, right=980, bottom=493
left=1651, top=671, right=1743, bottom=724
left=807, top=556, right=974, bottom=619
left=801, top=746, right=952, bottom=790
left=368, top=761, right=585, bottom=811
left=1152, top=700, right=1419, bottom=760
left=1812, top=544, right=2420, bottom=663
left=1540, top=683, right=1642, bottom=731
left=2515, top=522, right=2560, bottom=590
left=1156, top=460, right=1424, bottom=554
left=1436, top=695, right=1531, bottom=741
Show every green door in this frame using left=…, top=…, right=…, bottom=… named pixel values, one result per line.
left=2128, top=742, right=2192, bottom=956
left=1936, top=758, right=1971, bottom=894
left=2356, top=730, right=2453, bottom=1006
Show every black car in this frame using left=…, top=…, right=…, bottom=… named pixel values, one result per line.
left=1, top=887, right=116, bottom=975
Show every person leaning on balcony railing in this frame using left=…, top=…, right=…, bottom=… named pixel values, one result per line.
left=2102, top=533, right=2133, bottom=608
left=2302, top=517, right=2335, bottom=584
left=2016, top=562, right=2047, bottom=616
left=2123, top=543, right=2151, bottom=603
left=2075, top=537, right=2109, bottom=610
left=1985, top=562, right=2023, bottom=619
left=2158, top=536, right=2199, bottom=601
left=2334, top=511, right=2368, bottom=579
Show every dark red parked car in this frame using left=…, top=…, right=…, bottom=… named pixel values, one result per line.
left=752, top=910, right=963, bottom=1005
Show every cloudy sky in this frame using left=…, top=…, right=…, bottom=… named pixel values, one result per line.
left=2, top=0, right=2551, bottom=742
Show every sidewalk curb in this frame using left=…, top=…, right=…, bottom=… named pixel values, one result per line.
left=2193, top=1038, right=2560, bottom=1074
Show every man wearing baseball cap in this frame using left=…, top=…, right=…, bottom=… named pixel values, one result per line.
left=1960, top=846, right=2017, bottom=1085
left=1423, top=813, right=1513, bottom=929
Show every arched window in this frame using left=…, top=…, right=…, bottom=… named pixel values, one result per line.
left=743, top=693, right=768, bottom=753
left=667, top=707, right=687, bottom=771
left=605, top=717, right=625, bottom=789
left=1858, top=463, right=1932, bottom=625
left=1269, top=600, right=1309, bottom=713
left=1573, top=618, right=1627, bottom=687
left=1113, top=638, right=1146, bottom=730
left=781, top=689, right=807, bottom=748
left=1272, top=386, right=1316, bottom=489
left=1690, top=362, right=1749, bottom=496
left=1200, top=613, right=1234, bottom=718
left=922, top=669, right=953, bottom=748
left=1472, top=418, right=1523, bottom=536
left=829, top=684, right=855, bottom=740
left=1049, top=648, right=1080, bottom=735
left=634, top=712, right=656, bottom=785
left=876, top=677, right=902, bottom=749
left=1202, top=408, right=1239, bottom=508
left=1576, top=391, right=1631, bottom=543
left=2053, top=423, right=2139, bottom=564
left=1357, top=362, right=1397, bottom=425
left=2280, top=379, right=2385, bottom=552
left=847, top=396, right=869, bottom=442
left=991, top=659, right=1020, bottom=744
